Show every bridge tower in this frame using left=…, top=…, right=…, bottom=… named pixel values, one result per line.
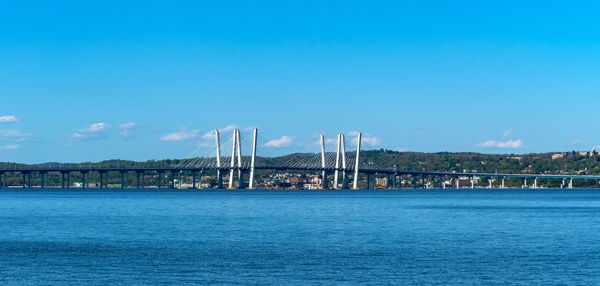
left=352, top=132, right=361, bottom=189
left=227, top=129, right=243, bottom=189
left=248, top=128, right=258, bottom=189
left=320, top=133, right=328, bottom=189
left=215, top=130, right=223, bottom=188
left=333, top=133, right=341, bottom=189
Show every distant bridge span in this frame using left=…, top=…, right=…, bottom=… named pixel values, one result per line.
left=0, top=129, right=596, bottom=189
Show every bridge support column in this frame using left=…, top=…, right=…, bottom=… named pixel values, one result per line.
left=393, top=174, right=397, bottom=189
left=192, top=172, right=196, bottom=189
left=67, top=172, right=71, bottom=188
left=137, top=172, right=141, bottom=189
left=28, top=173, right=31, bottom=189
left=121, top=172, right=126, bottom=189
left=352, top=133, right=361, bottom=189
left=334, top=133, right=341, bottom=189
left=470, top=177, right=475, bottom=189
left=249, top=128, right=258, bottom=189
left=141, top=172, right=145, bottom=188
left=455, top=176, right=459, bottom=189
left=157, top=172, right=162, bottom=188
left=0, top=173, right=4, bottom=188
left=569, top=178, right=573, bottom=189
left=523, top=178, right=527, bottom=189
left=22, top=173, right=26, bottom=188
left=215, top=130, right=223, bottom=189
left=217, top=170, right=223, bottom=189
left=561, top=178, right=565, bottom=189
left=99, top=172, right=103, bottom=189
left=501, top=178, right=505, bottom=189
left=488, top=178, right=492, bottom=189
left=82, top=172, right=88, bottom=189
left=366, top=174, right=370, bottom=189
left=534, top=178, right=538, bottom=189
left=171, top=172, right=176, bottom=189
left=320, top=133, right=327, bottom=189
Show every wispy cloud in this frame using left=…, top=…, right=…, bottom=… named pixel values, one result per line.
left=570, top=139, right=585, bottom=146
left=348, top=131, right=382, bottom=146
left=0, top=129, right=34, bottom=142
left=82, top=122, right=109, bottom=133
left=201, top=124, right=239, bottom=140
left=264, top=136, right=293, bottom=147
left=502, top=129, right=513, bottom=138
left=71, top=122, right=110, bottom=139
left=477, top=139, right=523, bottom=149
left=160, top=128, right=200, bottom=141
left=0, top=116, right=19, bottom=123
left=1, top=144, right=19, bottom=150
left=118, top=122, right=137, bottom=137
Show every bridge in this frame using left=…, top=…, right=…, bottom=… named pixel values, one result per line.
left=0, top=128, right=598, bottom=189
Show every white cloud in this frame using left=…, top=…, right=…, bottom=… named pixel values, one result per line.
left=160, top=128, right=199, bottom=141
left=71, top=122, right=110, bottom=138
left=202, top=124, right=239, bottom=139
left=502, top=129, right=513, bottom=138
left=0, top=116, right=18, bottom=123
left=0, top=129, right=34, bottom=142
left=82, top=122, right=109, bottom=133
left=264, top=136, right=293, bottom=147
left=347, top=131, right=382, bottom=146
left=362, top=136, right=382, bottom=146
left=118, top=122, right=137, bottom=137
left=477, top=139, right=523, bottom=149
left=118, top=122, right=136, bottom=129
left=1, top=144, right=19, bottom=150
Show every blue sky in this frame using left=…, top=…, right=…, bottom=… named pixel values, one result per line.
left=1, top=1, right=599, bottom=163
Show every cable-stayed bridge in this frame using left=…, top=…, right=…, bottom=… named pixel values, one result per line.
left=0, top=128, right=599, bottom=189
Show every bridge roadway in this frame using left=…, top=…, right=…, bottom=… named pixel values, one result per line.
left=0, top=166, right=599, bottom=189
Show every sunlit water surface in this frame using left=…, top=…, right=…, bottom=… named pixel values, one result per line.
left=0, top=189, right=599, bottom=285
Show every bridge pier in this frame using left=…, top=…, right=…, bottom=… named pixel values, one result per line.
left=523, top=178, right=527, bottom=189
left=192, top=172, right=196, bottom=189
left=534, top=177, right=538, bottom=189
left=121, top=171, right=126, bottom=189
left=470, top=177, right=475, bottom=189
left=141, top=172, right=145, bottom=188
left=488, top=178, right=492, bottom=189
left=0, top=172, right=4, bottom=188
left=171, top=171, right=176, bottom=188
left=99, top=172, right=104, bottom=188
left=366, top=173, right=370, bottom=189
left=216, top=170, right=223, bottom=189
left=82, top=172, right=88, bottom=189
left=501, top=177, right=505, bottom=189
left=321, top=171, right=328, bottom=189
left=569, top=178, right=573, bottom=189
left=137, top=172, right=141, bottom=189
left=67, top=172, right=71, bottom=188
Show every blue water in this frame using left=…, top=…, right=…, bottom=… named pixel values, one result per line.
left=0, top=189, right=599, bottom=285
